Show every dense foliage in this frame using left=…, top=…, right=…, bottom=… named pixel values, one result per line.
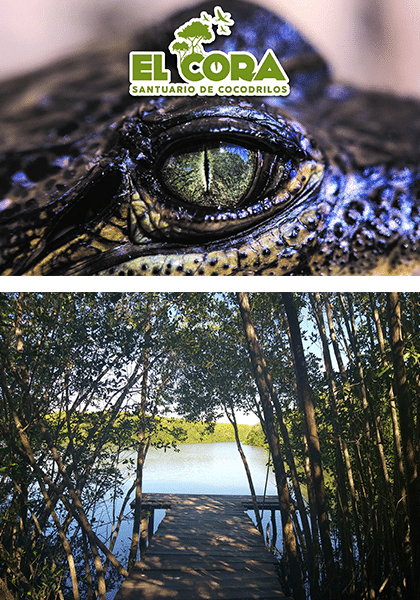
left=1, top=292, right=419, bottom=600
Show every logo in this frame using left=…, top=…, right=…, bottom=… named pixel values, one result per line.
left=129, top=6, right=290, bottom=97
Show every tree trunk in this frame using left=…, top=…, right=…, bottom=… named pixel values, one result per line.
left=338, top=294, right=380, bottom=598
left=388, top=292, right=420, bottom=597
left=224, top=401, right=265, bottom=539
left=281, top=292, right=338, bottom=599
left=236, top=292, right=305, bottom=600
left=369, top=293, right=407, bottom=514
left=129, top=297, right=152, bottom=569
left=323, top=293, right=364, bottom=567
left=310, top=292, right=355, bottom=593
left=0, top=577, right=16, bottom=600
left=278, top=307, right=321, bottom=599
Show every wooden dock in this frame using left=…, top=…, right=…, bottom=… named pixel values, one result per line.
left=115, top=493, right=291, bottom=600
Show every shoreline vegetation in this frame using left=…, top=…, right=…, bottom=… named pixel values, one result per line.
left=46, top=412, right=267, bottom=450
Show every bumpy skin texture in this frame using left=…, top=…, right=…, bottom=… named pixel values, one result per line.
left=1, top=0, right=420, bottom=275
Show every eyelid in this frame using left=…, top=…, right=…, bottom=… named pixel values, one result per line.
left=154, top=133, right=275, bottom=172
left=150, top=110, right=305, bottom=158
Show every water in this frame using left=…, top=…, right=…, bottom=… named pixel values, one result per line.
left=142, top=442, right=276, bottom=495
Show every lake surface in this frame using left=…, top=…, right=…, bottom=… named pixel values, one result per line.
left=142, top=442, right=276, bottom=495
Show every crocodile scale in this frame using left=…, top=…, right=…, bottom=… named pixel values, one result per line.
left=1, top=0, right=420, bottom=276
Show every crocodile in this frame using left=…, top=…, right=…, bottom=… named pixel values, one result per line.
left=1, top=0, right=420, bottom=276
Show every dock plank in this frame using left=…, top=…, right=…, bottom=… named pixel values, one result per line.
left=115, top=494, right=291, bottom=600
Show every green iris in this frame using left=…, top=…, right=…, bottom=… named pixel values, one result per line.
left=160, top=142, right=259, bottom=208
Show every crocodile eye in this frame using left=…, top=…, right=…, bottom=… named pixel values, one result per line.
left=160, top=142, right=264, bottom=209
left=128, top=105, right=324, bottom=244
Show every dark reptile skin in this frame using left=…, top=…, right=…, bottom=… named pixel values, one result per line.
left=1, top=0, right=419, bottom=275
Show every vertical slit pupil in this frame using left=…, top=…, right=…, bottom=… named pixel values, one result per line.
left=204, top=148, right=210, bottom=193
left=160, top=141, right=259, bottom=208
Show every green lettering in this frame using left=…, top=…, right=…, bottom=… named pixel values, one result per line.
left=131, top=53, right=153, bottom=80
left=253, top=50, right=287, bottom=81
left=230, top=53, right=255, bottom=81
left=181, top=53, right=204, bottom=82
left=130, top=52, right=169, bottom=81
left=153, top=53, right=170, bottom=81
left=202, top=52, right=230, bottom=82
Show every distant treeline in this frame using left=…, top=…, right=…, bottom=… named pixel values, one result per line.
left=151, top=416, right=266, bottom=447
left=45, top=412, right=267, bottom=450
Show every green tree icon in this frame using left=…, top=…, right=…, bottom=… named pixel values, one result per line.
left=169, top=40, right=190, bottom=61
left=176, top=19, right=215, bottom=55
